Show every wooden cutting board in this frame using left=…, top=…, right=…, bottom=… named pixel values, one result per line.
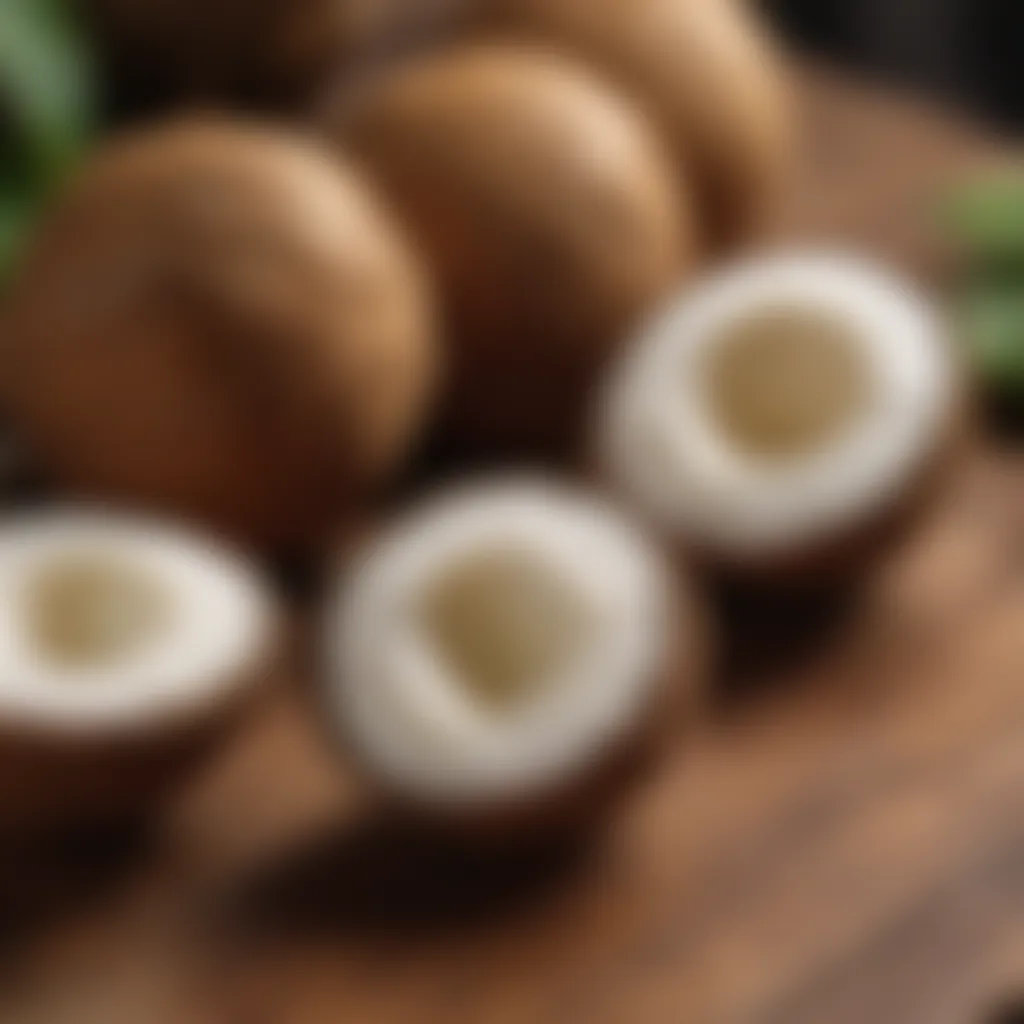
left=0, top=67, right=1020, bottom=1024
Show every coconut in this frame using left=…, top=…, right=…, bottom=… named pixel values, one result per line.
left=321, top=478, right=705, bottom=837
left=597, top=253, right=960, bottom=584
left=477, top=0, right=793, bottom=252
left=0, top=508, right=276, bottom=832
left=2, top=119, right=436, bottom=550
left=331, top=44, right=694, bottom=456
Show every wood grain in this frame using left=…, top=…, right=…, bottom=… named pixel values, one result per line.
left=0, top=67, right=1020, bottom=1024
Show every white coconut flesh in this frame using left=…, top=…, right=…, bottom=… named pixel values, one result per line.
left=326, top=482, right=675, bottom=807
left=599, top=254, right=954, bottom=560
left=0, top=512, right=274, bottom=735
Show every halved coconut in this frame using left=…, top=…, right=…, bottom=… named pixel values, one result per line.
left=323, top=479, right=703, bottom=835
left=0, top=509, right=276, bottom=831
left=597, top=253, right=960, bottom=582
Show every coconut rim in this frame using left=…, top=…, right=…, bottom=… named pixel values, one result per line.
left=0, top=507, right=276, bottom=738
left=323, top=478, right=676, bottom=809
left=598, top=250, right=955, bottom=561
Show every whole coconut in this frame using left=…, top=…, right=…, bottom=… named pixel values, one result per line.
left=477, top=0, right=794, bottom=252
left=332, top=45, right=693, bottom=455
left=83, top=0, right=474, bottom=110
left=3, top=120, right=436, bottom=549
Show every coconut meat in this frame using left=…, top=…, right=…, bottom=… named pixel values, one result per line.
left=327, top=482, right=673, bottom=806
left=26, top=553, right=170, bottom=669
left=600, top=253, right=953, bottom=559
left=0, top=512, right=273, bottom=734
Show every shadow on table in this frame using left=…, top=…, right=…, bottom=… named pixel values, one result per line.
left=711, top=580, right=864, bottom=709
left=212, top=810, right=602, bottom=943
left=0, top=823, right=152, bottom=952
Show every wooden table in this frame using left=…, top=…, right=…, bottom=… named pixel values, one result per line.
left=1, top=68, right=1021, bottom=1024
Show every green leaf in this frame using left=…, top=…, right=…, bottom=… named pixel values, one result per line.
left=943, top=178, right=1024, bottom=268
left=0, top=0, right=97, bottom=290
left=0, top=0, right=96, bottom=185
left=964, top=286, right=1024, bottom=395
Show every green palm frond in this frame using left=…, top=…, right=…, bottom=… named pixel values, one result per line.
left=0, top=0, right=97, bottom=287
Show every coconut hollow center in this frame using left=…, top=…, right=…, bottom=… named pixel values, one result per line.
left=418, top=548, right=593, bottom=711
left=705, top=305, right=871, bottom=459
left=25, top=554, right=170, bottom=670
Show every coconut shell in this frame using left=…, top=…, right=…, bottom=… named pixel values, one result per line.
left=476, top=0, right=794, bottom=253
left=0, top=639, right=276, bottom=836
left=2, top=120, right=436, bottom=550
left=330, top=44, right=694, bottom=456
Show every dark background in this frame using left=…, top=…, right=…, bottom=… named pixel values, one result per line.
left=765, top=0, right=1023, bottom=131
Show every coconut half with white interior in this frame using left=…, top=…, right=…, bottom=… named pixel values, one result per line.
left=0, top=509, right=276, bottom=830
left=597, top=253, right=960, bottom=582
left=323, top=479, right=704, bottom=835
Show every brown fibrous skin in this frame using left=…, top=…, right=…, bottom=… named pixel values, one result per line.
left=328, top=44, right=695, bottom=458
left=2, top=120, right=437, bottom=551
left=474, top=0, right=795, bottom=254
left=324, top=572, right=711, bottom=846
